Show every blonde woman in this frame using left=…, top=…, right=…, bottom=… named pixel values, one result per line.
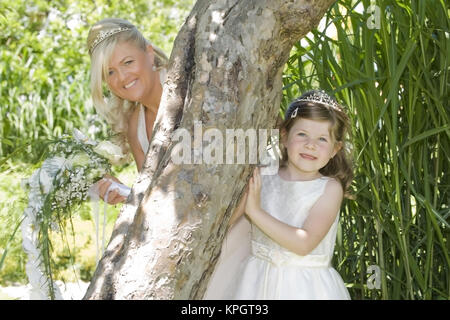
left=87, top=18, right=169, bottom=204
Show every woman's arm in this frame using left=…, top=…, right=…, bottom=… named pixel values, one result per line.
left=245, top=169, right=343, bottom=256
left=95, top=108, right=143, bottom=205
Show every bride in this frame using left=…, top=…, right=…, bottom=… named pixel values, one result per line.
left=87, top=18, right=168, bottom=204
left=88, top=17, right=252, bottom=299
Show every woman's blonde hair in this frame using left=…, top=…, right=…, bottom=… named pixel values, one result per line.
left=87, top=18, right=169, bottom=154
left=280, top=90, right=354, bottom=198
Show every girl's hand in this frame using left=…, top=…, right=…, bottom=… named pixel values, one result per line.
left=95, top=174, right=127, bottom=205
left=245, top=167, right=262, bottom=218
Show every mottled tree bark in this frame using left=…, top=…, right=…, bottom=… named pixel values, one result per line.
left=84, top=0, right=334, bottom=299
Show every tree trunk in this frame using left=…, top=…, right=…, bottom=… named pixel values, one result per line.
left=84, top=0, right=334, bottom=300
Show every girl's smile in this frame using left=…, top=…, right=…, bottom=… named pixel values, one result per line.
left=299, top=153, right=317, bottom=160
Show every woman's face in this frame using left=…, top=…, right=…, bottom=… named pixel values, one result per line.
left=105, top=41, right=156, bottom=104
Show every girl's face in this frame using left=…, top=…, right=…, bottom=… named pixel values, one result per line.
left=105, top=41, right=157, bottom=104
left=282, top=118, right=341, bottom=179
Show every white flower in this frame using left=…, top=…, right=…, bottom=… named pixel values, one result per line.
left=49, top=156, right=70, bottom=171
left=68, top=153, right=90, bottom=167
left=87, top=168, right=106, bottom=182
left=39, top=170, right=53, bottom=194
left=73, top=128, right=96, bottom=145
left=21, top=134, right=114, bottom=300
left=93, top=140, right=125, bottom=165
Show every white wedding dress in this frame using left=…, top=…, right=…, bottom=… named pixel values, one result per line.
left=204, top=215, right=252, bottom=299
left=205, top=172, right=350, bottom=300
left=136, top=69, right=166, bottom=154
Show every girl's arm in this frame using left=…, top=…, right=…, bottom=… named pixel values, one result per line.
left=245, top=168, right=343, bottom=256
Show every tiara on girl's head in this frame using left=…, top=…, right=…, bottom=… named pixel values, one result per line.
left=89, top=26, right=132, bottom=54
left=289, top=90, right=342, bottom=118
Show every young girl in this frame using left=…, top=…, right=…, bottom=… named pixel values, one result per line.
left=206, top=90, right=353, bottom=299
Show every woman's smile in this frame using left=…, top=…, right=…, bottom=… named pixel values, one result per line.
left=124, top=79, right=137, bottom=89
left=106, top=41, right=158, bottom=106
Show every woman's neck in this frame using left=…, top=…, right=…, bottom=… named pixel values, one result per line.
left=141, top=71, right=162, bottom=113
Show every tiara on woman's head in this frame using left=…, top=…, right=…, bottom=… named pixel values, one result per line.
left=290, top=90, right=342, bottom=118
left=89, top=26, right=132, bottom=54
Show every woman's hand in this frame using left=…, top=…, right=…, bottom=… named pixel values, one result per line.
left=95, top=174, right=127, bottom=205
left=245, top=167, right=262, bottom=218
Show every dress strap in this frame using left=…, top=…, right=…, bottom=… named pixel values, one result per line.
left=137, top=105, right=150, bottom=154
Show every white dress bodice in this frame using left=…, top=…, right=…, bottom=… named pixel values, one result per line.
left=252, top=174, right=339, bottom=268
left=205, top=172, right=350, bottom=300
left=136, top=69, right=166, bottom=154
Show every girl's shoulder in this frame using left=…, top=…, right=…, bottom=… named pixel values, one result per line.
left=321, top=176, right=344, bottom=200
left=322, top=176, right=343, bottom=188
left=321, top=175, right=339, bottom=184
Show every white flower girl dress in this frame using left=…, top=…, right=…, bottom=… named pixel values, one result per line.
left=205, top=172, right=350, bottom=300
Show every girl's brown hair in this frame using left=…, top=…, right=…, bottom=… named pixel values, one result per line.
left=280, top=90, right=354, bottom=198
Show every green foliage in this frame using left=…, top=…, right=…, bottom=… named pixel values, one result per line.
left=283, top=0, right=449, bottom=299
left=0, top=165, right=30, bottom=284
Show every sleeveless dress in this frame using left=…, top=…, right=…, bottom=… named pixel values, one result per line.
left=205, top=172, right=350, bottom=300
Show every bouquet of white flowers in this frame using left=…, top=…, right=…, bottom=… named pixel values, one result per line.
left=21, top=129, right=126, bottom=300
